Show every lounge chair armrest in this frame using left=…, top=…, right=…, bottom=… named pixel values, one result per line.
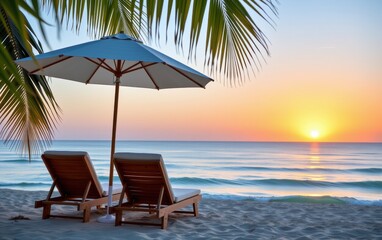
left=35, top=200, right=44, bottom=208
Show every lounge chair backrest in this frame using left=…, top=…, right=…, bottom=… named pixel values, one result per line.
left=113, top=152, right=175, bottom=205
left=42, top=151, right=104, bottom=199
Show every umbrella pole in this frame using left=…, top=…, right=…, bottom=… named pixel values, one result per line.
left=98, top=77, right=120, bottom=223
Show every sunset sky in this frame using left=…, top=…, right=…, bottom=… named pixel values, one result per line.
left=31, top=0, right=382, bottom=142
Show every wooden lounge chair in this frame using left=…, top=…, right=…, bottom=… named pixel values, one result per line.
left=35, top=151, right=123, bottom=222
left=113, top=152, right=202, bottom=229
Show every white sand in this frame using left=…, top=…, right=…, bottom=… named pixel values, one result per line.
left=0, top=189, right=381, bottom=239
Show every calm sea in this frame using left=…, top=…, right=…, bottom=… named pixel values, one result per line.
left=0, top=141, right=381, bottom=205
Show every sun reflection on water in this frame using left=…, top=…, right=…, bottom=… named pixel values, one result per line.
left=309, top=142, right=320, bottom=163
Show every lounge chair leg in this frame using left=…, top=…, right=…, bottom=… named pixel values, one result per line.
left=193, top=203, right=199, bottom=217
left=83, top=207, right=91, bottom=222
left=161, top=214, right=168, bottom=229
left=42, top=204, right=51, bottom=219
left=115, top=210, right=122, bottom=226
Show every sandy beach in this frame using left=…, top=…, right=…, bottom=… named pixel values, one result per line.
left=0, top=189, right=381, bottom=239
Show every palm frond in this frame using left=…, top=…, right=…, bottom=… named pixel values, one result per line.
left=205, top=0, right=277, bottom=84
left=41, top=0, right=146, bottom=40
left=0, top=5, right=60, bottom=159
left=147, top=0, right=278, bottom=84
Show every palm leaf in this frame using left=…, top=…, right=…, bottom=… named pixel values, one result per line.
left=42, top=0, right=145, bottom=39
left=205, top=0, right=277, bottom=84
left=147, top=0, right=278, bottom=84
left=0, top=5, right=60, bottom=159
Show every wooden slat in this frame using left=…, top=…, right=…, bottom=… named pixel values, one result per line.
left=122, top=174, right=162, bottom=179
left=42, top=154, right=102, bottom=199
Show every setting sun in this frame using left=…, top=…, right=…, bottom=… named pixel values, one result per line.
left=310, top=130, right=320, bottom=139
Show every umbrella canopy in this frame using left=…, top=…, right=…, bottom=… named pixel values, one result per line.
left=16, top=32, right=211, bottom=89
left=15, top=32, right=213, bottom=222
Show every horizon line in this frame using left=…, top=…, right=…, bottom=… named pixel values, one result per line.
left=18, top=139, right=382, bottom=144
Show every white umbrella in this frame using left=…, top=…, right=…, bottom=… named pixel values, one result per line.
left=15, top=32, right=213, bottom=223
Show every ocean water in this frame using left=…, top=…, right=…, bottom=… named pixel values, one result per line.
left=0, top=141, right=381, bottom=205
